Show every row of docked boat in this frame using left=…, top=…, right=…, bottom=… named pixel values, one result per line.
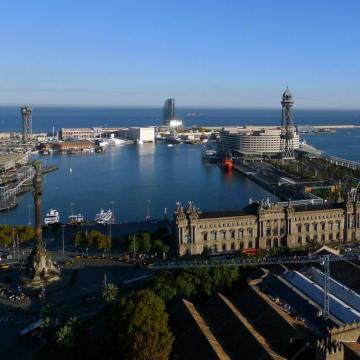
left=44, top=209, right=113, bottom=225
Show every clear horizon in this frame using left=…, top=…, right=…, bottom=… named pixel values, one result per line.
left=1, top=103, right=360, bottom=111
left=0, top=1, right=359, bottom=108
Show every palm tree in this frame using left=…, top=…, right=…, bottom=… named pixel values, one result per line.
left=56, top=318, right=76, bottom=349
left=102, top=283, right=118, bottom=303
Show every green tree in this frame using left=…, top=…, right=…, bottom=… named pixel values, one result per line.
left=192, top=268, right=213, bottom=296
left=0, top=225, right=35, bottom=248
left=15, top=226, right=35, bottom=242
left=102, top=283, right=118, bottom=303
left=0, top=225, right=12, bottom=247
left=73, top=231, right=86, bottom=247
left=128, top=235, right=140, bottom=254
left=87, top=230, right=111, bottom=250
left=151, top=271, right=178, bottom=301
left=139, top=232, right=151, bottom=253
left=41, top=305, right=58, bottom=340
left=116, top=289, right=174, bottom=360
left=175, top=271, right=200, bottom=298
left=152, top=239, right=165, bottom=254
left=55, top=317, right=77, bottom=349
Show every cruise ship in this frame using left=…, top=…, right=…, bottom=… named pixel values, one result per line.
left=68, top=213, right=84, bottom=225
left=95, top=209, right=113, bottom=224
left=44, top=209, right=60, bottom=225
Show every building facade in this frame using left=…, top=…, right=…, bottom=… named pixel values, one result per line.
left=220, top=126, right=300, bottom=156
left=119, top=127, right=155, bottom=142
left=21, top=106, right=32, bottom=143
left=163, top=98, right=176, bottom=126
left=49, top=141, right=94, bottom=153
left=173, top=199, right=360, bottom=256
left=59, top=127, right=123, bottom=140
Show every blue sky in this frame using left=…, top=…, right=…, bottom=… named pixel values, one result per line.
left=0, top=0, right=359, bottom=108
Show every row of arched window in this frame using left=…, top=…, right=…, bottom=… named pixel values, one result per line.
left=202, top=228, right=254, bottom=241
left=211, top=241, right=254, bottom=252
left=297, top=232, right=341, bottom=244
left=296, top=222, right=341, bottom=233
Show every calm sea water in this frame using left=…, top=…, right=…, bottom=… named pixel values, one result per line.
left=0, top=106, right=359, bottom=225
left=1, top=106, right=360, bottom=132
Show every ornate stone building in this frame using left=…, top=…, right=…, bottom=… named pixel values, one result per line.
left=316, top=322, right=360, bottom=359
left=173, top=197, right=360, bottom=256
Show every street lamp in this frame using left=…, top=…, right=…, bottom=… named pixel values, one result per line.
left=110, top=200, right=115, bottom=223
left=61, top=224, right=65, bottom=257
left=70, top=202, right=75, bottom=216
left=145, top=200, right=151, bottom=221
left=27, top=204, right=32, bottom=226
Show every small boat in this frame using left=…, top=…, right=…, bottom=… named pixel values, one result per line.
left=68, top=213, right=84, bottom=225
left=98, top=140, right=108, bottom=147
left=95, top=209, right=113, bottom=224
left=202, top=146, right=219, bottom=163
left=167, top=144, right=174, bottom=147
left=165, top=136, right=181, bottom=144
left=69, top=167, right=73, bottom=173
left=44, top=209, right=60, bottom=225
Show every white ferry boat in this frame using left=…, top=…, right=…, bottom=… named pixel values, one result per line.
left=68, top=213, right=84, bottom=225
left=44, top=209, right=60, bottom=225
left=95, top=209, right=113, bottom=224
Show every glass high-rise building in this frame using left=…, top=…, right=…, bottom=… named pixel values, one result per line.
left=163, top=98, right=175, bottom=126
left=21, top=106, right=32, bottom=143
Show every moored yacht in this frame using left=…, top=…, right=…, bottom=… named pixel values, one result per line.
left=44, top=209, right=60, bottom=225
left=95, top=209, right=113, bottom=224
left=68, top=213, right=84, bottom=225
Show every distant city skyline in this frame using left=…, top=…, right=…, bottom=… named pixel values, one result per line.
left=0, top=1, right=359, bottom=109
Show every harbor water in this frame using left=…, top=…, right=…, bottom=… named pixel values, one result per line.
left=0, top=143, right=278, bottom=225
left=1, top=107, right=360, bottom=225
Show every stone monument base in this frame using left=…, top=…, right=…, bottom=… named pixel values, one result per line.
left=20, top=272, right=61, bottom=289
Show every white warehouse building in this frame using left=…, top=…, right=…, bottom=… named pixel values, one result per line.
left=220, top=126, right=300, bottom=156
left=119, top=127, right=155, bottom=143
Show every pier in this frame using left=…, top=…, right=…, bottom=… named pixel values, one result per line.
left=232, top=163, right=322, bottom=203
left=323, top=155, right=360, bottom=170
left=0, top=165, right=58, bottom=211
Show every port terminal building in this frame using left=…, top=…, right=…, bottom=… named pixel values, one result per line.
left=220, top=126, right=300, bottom=157
left=59, top=126, right=155, bottom=143
left=59, top=127, right=123, bottom=140
left=173, top=197, right=360, bottom=256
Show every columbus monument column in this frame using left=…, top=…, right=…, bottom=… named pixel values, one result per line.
left=21, top=161, right=60, bottom=288
left=34, top=160, right=42, bottom=244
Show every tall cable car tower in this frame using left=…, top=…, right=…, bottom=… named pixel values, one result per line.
left=280, top=88, right=295, bottom=159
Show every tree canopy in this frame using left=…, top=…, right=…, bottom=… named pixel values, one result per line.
left=0, top=225, right=35, bottom=247
left=115, top=289, right=174, bottom=360
left=126, top=231, right=170, bottom=256
left=151, top=266, right=241, bottom=302
left=73, top=229, right=111, bottom=250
